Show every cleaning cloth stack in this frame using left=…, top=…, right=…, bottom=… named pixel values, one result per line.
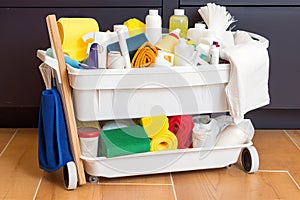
left=168, top=115, right=194, bottom=149
left=99, top=125, right=150, bottom=158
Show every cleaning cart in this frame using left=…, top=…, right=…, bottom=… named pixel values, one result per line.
left=37, top=15, right=268, bottom=189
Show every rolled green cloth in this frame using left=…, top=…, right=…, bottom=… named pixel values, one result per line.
left=99, top=125, right=150, bottom=158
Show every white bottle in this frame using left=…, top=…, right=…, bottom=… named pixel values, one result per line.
left=187, top=23, right=206, bottom=44
left=210, top=44, right=219, bottom=65
left=174, top=38, right=195, bottom=66
left=145, top=9, right=162, bottom=45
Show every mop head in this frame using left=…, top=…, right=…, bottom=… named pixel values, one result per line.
left=99, top=125, right=150, bottom=158
left=198, top=3, right=236, bottom=35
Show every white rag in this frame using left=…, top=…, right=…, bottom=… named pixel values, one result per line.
left=220, top=31, right=270, bottom=124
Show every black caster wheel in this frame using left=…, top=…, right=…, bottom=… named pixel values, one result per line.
left=88, top=175, right=99, bottom=184
left=63, top=161, right=78, bottom=190
left=242, top=146, right=259, bottom=173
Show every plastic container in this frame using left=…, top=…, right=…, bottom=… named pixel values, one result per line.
left=81, top=142, right=253, bottom=178
left=78, top=127, right=100, bottom=157
left=169, top=9, right=188, bottom=38
left=174, top=38, right=195, bottom=66
left=145, top=9, right=162, bottom=45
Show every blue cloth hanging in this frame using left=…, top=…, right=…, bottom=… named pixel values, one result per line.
left=38, top=87, right=73, bottom=172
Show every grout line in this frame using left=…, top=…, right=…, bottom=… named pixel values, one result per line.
left=258, top=170, right=300, bottom=190
left=283, top=130, right=300, bottom=150
left=169, top=173, right=178, bottom=200
left=32, top=174, right=44, bottom=200
left=0, top=129, right=18, bottom=157
left=98, top=182, right=172, bottom=186
left=259, top=169, right=289, bottom=173
left=286, top=170, right=300, bottom=190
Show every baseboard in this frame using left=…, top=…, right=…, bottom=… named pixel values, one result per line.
left=0, top=106, right=39, bottom=128
left=0, top=107, right=299, bottom=129
left=245, top=108, right=300, bottom=129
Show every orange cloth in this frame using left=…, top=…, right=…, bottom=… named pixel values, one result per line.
left=131, top=42, right=158, bottom=68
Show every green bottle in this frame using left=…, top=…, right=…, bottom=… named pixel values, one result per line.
left=169, top=9, right=189, bottom=38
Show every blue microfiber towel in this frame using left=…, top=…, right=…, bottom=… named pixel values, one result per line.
left=38, top=87, right=73, bottom=172
left=107, top=33, right=148, bottom=59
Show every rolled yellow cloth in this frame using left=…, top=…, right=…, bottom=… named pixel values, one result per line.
left=141, top=115, right=169, bottom=138
left=150, top=130, right=178, bottom=152
left=141, top=115, right=178, bottom=152
left=131, top=42, right=158, bottom=68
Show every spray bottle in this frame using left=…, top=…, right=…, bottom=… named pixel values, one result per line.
left=210, top=41, right=220, bottom=65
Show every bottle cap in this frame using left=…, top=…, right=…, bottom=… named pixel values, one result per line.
left=149, top=9, right=158, bottom=15
left=169, top=28, right=180, bottom=39
left=78, top=127, right=100, bottom=138
left=174, top=9, right=184, bottom=16
left=195, top=23, right=206, bottom=30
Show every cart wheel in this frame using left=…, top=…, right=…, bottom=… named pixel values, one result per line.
left=63, top=161, right=78, bottom=190
left=88, top=175, right=99, bottom=184
left=242, top=146, right=259, bottom=173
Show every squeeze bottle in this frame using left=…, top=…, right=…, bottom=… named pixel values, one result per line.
left=169, top=9, right=188, bottom=38
left=145, top=9, right=162, bottom=45
left=155, top=28, right=180, bottom=53
left=174, top=38, right=195, bottom=66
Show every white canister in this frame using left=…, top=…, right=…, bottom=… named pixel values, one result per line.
left=107, top=51, right=125, bottom=69
left=78, top=127, right=100, bottom=157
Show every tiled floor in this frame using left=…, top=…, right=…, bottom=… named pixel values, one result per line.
left=1, top=128, right=300, bottom=199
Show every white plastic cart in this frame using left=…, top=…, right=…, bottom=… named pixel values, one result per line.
left=38, top=15, right=268, bottom=189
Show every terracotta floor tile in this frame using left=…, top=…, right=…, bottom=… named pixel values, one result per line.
left=172, top=165, right=300, bottom=200
left=0, top=128, right=17, bottom=154
left=253, top=130, right=300, bottom=186
left=36, top=169, right=175, bottom=200
left=285, top=130, right=300, bottom=148
left=0, top=128, right=43, bottom=200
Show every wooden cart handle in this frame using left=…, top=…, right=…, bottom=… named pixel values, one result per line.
left=46, top=14, right=86, bottom=185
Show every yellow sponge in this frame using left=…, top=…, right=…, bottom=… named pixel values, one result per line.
left=124, top=18, right=145, bottom=37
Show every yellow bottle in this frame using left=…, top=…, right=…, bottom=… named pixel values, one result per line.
left=169, top=9, right=188, bottom=38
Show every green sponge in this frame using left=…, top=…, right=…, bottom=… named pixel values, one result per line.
left=99, top=125, right=150, bottom=158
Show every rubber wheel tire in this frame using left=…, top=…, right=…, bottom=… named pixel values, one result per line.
left=88, top=176, right=99, bottom=184
left=63, top=161, right=78, bottom=190
left=242, top=146, right=259, bottom=173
